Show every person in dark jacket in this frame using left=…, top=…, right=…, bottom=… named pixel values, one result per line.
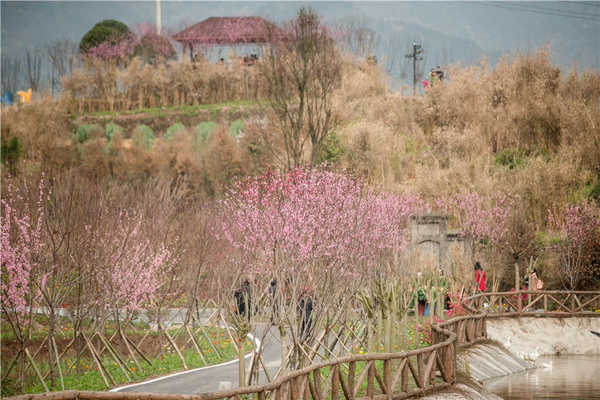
left=235, top=277, right=253, bottom=321
left=268, top=279, right=278, bottom=324
left=299, top=289, right=313, bottom=340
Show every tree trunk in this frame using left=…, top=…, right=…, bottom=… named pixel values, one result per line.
left=367, top=315, right=374, bottom=353
left=48, top=309, right=56, bottom=387
left=279, top=325, right=287, bottom=374
left=377, top=307, right=383, bottom=352
left=238, top=335, right=246, bottom=387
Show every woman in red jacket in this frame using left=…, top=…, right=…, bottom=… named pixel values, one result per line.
left=474, top=261, right=486, bottom=292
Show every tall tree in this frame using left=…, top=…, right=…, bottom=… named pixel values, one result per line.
left=260, top=8, right=342, bottom=169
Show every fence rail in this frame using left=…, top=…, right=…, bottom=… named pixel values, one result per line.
left=5, top=291, right=599, bottom=400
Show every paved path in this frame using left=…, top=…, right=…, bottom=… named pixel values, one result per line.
left=111, top=323, right=283, bottom=394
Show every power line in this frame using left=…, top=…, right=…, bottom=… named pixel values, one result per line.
left=468, top=1, right=600, bottom=21
left=559, top=1, right=600, bottom=9
left=470, top=1, right=599, bottom=21
left=513, top=2, right=599, bottom=18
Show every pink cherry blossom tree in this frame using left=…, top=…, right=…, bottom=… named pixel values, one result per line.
left=86, top=32, right=137, bottom=60
left=0, top=173, right=51, bottom=389
left=90, top=209, right=174, bottom=325
left=217, top=165, right=426, bottom=375
left=435, top=192, right=513, bottom=247
left=133, top=22, right=177, bottom=63
left=547, top=201, right=600, bottom=289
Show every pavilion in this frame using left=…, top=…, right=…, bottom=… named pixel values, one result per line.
left=172, top=16, right=283, bottom=59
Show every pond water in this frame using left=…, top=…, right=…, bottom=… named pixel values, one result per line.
left=485, top=355, right=600, bottom=400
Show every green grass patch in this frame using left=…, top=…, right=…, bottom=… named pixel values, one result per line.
left=3, top=326, right=254, bottom=395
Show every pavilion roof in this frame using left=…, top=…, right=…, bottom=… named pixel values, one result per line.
left=172, top=16, right=282, bottom=46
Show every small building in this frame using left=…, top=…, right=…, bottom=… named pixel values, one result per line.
left=172, top=16, right=283, bottom=60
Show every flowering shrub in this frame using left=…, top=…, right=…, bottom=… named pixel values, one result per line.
left=509, top=286, right=530, bottom=308
left=135, top=30, right=177, bottom=63
left=417, top=316, right=444, bottom=346
left=446, top=292, right=470, bottom=318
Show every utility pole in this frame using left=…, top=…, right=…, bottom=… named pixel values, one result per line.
left=405, top=43, right=424, bottom=95
left=156, top=0, right=162, bottom=35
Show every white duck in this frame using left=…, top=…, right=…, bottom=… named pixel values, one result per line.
left=540, top=360, right=553, bottom=369
left=527, top=347, right=540, bottom=362
left=503, top=337, right=512, bottom=349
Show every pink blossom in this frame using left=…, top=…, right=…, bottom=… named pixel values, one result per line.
left=217, top=165, right=426, bottom=275
left=1, top=174, right=52, bottom=322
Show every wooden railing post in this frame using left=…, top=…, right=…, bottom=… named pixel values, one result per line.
left=383, top=359, right=391, bottom=398
left=367, top=361, right=374, bottom=398
left=417, top=353, right=424, bottom=388
left=347, top=361, right=355, bottom=400
left=331, top=364, right=340, bottom=400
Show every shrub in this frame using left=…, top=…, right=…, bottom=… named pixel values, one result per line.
left=317, top=132, right=346, bottom=164
left=164, top=123, right=186, bottom=141
left=105, top=123, right=123, bottom=141
left=229, top=119, right=244, bottom=139
left=75, top=124, right=102, bottom=143
left=1, top=136, right=21, bottom=173
left=196, top=121, right=217, bottom=144
left=132, top=124, right=155, bottom=149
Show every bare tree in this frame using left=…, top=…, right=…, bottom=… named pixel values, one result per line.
left=260, top=7, right=342, bottom=169
left=1, top=56, right=22, bottom=95
left=45, top=39, right=80, bottom=77
left=338, top=15, right=380, bottom=59
left=383, top=31, right=412, bottom=88
left=24, top=46, right=44, bottom=93
left=45, top=39, right=81, bottom=95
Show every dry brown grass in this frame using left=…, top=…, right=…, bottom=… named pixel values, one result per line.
left=61, top=56, right=267, bottom=113
left=2, top=46, right=598, bottom=223
left=333, top=47, right=599, bottom=218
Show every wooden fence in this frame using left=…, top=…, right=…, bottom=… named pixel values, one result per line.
left=5, top=291, right=598, bottom=400
left=462, top=290, right=600, bottom=318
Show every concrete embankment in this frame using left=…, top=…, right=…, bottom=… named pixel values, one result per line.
left=486, top=317, right=600, bottom=356
left=423, top=317, right=600, bottom=399
left=456, top=341, right=535, bottom=382
left=421, top=341, right=533, bottom=400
